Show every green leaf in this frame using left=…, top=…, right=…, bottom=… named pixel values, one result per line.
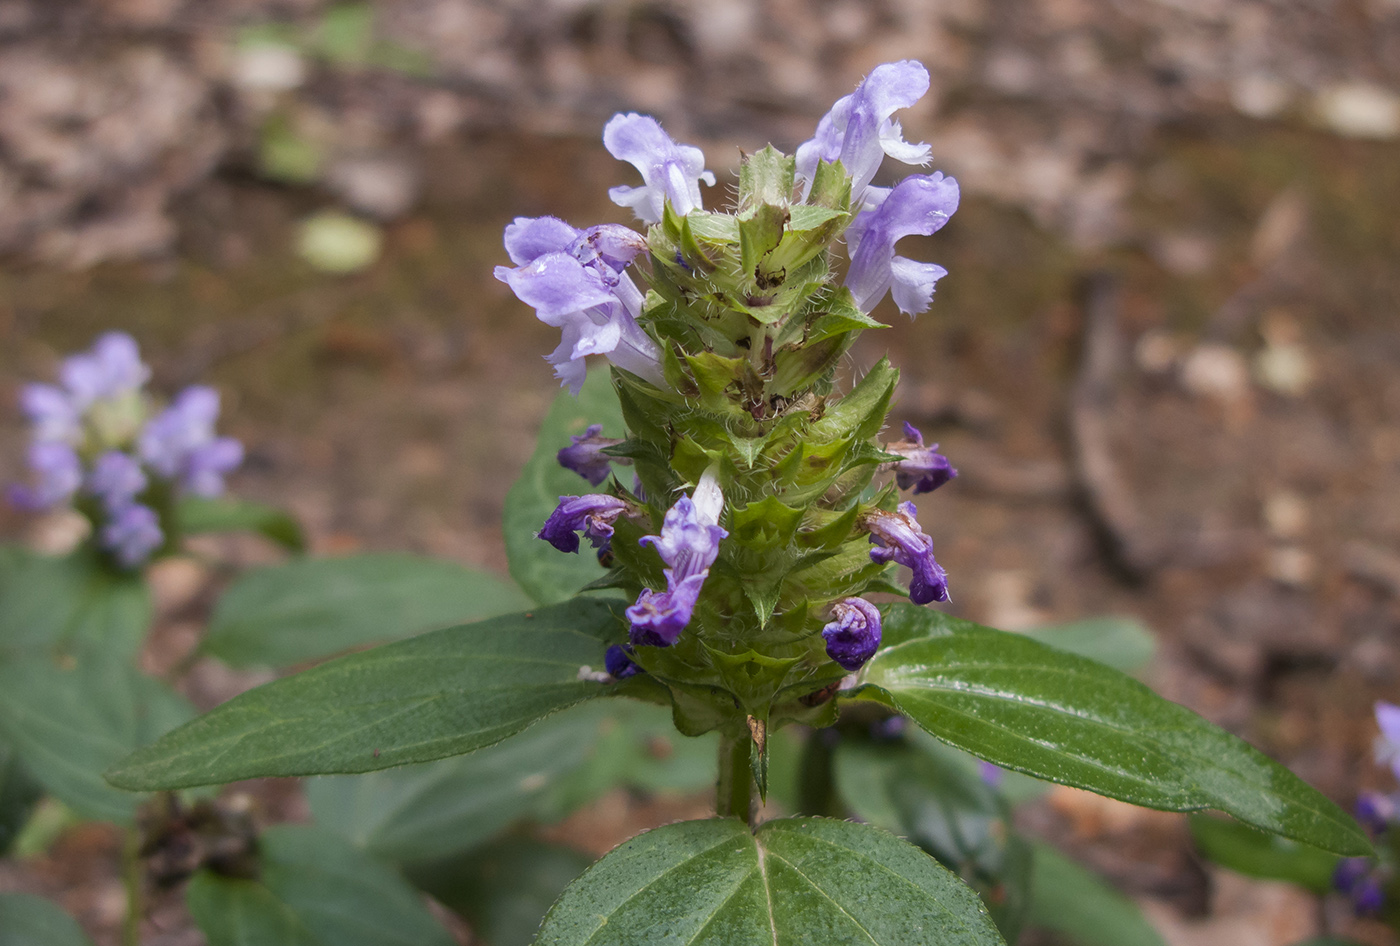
left=0, top=656, right=192, bottom=822
left=504, top=369, right=626, bottom=605
left=0, top=547, right=151, bottom=662
left=534, top=817, right=1005, bottom=945
left=856, top=614, right=1370, bottom=855
left=178, top=496, right=306, bottom=553
left=0, top=741, right=42, bottom=855
left=1025, top=842, right=1166, bottom=946
left=1023, top=617, right=1157, bottom=675
left=107, top=599, right=623, bottom=791
left=0, top=893, right=97, bottom=946
left=1188, top=813, right=1341, bottom=892
left=409, top=838, right=592, bottom=946
left=201, top=553, right=531, bottom=669
left=187, top=825, right=454, bottom=946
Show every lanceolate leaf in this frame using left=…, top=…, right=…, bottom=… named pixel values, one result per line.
left=200, top=553, right=532, bottom=669
left=0, top=546, right=150, bottom=662
left=1188, top=813, right=1341, bottom=892
left=1024, top=842, right=1166, bottom=946
left=0, top=893, right=97, bottom=946
left=178, top=496, right=307, bottom=553
left=107, top=599, right=624, bottom=791
left=534, top=817, right=1005, bottom=946
left=0, top=656, right=192, bottom=823
left=855, top=614, right=1369, bottom=855
left=186, top=825, right=454, bottom=946
left=504, top=368, right=627, bottom=605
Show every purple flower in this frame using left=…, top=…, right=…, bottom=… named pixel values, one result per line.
left=822, top=597, right=883, bottom=671
left=557, top=424, right=627, bottom=486
left=59, top=332, right=149, bottom=409
left=978, top=762, right=1006, bottom=788
left=603, top=114, right=715, bottom=223
left=539, top=494, right=630, bottom=554
left=604, top=644, right=643, bottom=679
left=863, top=501, right=949, bottom=604
left=627, top=494, right=727, bottom=648
left=87, top=451, right=147, bottom=511
left=795, top=60, right=932, bottom=207
left=1376, top=700, right=1400, bottom=781
left=139, top=386, right=243, bottom=497
left=20, top=384, right=80, bottom=443
left=1355, top=792, right=1396, bottom=836
left=1354, top=877, right=1386, bottom=916
left=8, top=441, right=83, bottom=511
left=495, top=217, right=664, bottom=394
left=100, top=502, right=163, bottom=568
left=845, top=173, right=960, bottom=317
left=1334, top=857, right=1371, bottom=894
left=886, top=422, right=957, bottom=494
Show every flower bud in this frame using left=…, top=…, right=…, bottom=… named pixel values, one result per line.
left=863, top=501, right=949, bottom=604
left=821, top=597, right=882, bottom=670
left=885, top=422, right=957, bottom=494
left=557, top=424, right=626, bottom=486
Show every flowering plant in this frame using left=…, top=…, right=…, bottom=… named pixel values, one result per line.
left=45, top=61, right=1370, bottom=944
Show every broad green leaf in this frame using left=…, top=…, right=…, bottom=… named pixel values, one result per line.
left=200, top=553, right=531, bottom=669
left=0, top=893, right=97, bottom=946
left=178, top=496, right=306, bottom=553
left=535, top=817, right=1005, bottom=945
left=410, top=838, right=592, bottom=946
left=0, top=547, right=151, bottom=661
left=0, top=656, right=192, bottom=822
left=107, top=598, right=623, bottom=791
left=1189, top=813, right=1341, bottom=892
left=1023, top=617, right=1156, bottom=675
left=855, top=613, right=1370, bottom=855
left=504, top=369, right=626, bottom=605
left=1025, top=842, right=1166, bottom=946
left=186, top=825, right=456, bottom=946
left=0, top=741, right=42, bottom=854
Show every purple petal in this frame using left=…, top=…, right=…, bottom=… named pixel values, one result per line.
left=1376, top=700, right=1400, bottom=779
left=822, top=597, right=883, bottom=671
left=846, top=173, right=960, bottom=316
left=503, top=216, right=583, bottom=266
left=887, top=423, right=957, bottom=494
left=539, top=494, right=629, bottom=554
left=13, top=441, right=82, bottom=510
left=87, top=450, right=147, bottom=510
left=604, top=644, right=643, bottom=679
left=557, top=424, right=626, bottom=486
left=20, top=384, right=80, bottom=443
left=603, top=113, right=714, bottom=223
left=60, top=332, right=150, bottom=407
left=101, top=502, right=163, bottom=568
left=864, top=501, right=949, bottom=604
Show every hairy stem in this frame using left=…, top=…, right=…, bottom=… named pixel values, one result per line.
left=716, top=733, right=754, bottom=827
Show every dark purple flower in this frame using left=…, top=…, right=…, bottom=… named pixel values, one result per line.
left=1354, top=877, right=1385, bottom=916
left=1355, top=792, right=1396, bottom=836
left=1334, top=857, right=1371, bottom=894
left=60, top=332, right=149, bottom=409
left=101, top=502, right=163, bottom=568
left=845, top=173, right=959, bottom=317
left=863, top=501, right=949, bottom=604
left=822, top=597, right=883, bottom=671
left=87, top=450, right=147, bottom=511
left=557, top=424, right=627, bottom=486
left=1376, top=700, right=1400, bottom=781
left=627, top=494, right=727, bottom=647
left=539, top=494, right=630, bottom=554
left=886, top=422, right=957, bottom=494
left=603, top=113, right=714, bottom=223
left=139, top=386, right=243, bottom=497
left=795, top=60, right=932, bottom=207
left=604, top=644, right=643, bottom=679
left=8, top=441, right=82, bottom=511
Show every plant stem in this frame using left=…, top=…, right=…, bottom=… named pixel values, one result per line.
left=796, top=728, right=841, bottom=818
left=716, top=733, right=754, bottom=827
left=121, top=828, right=142, bottom=946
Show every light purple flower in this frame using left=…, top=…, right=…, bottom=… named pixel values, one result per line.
left=845, top=173, right=960, bottom=316
left=978, top=762, right=1005, bottom=789
left=863, top=501, right=949, bottom=605
left=1376, top=701, right=1400, bottom=781
left=8, top=441, right=83, bottom=511
left=627, top=494, right=727, bottom=648
left=886, top=422, right=957, bottom=494
left=557, top=424, right=627, bottom=486
left=87, top=450, right=147, bottom=511
left=101, top=502, right=163, bottom=568
left=795, top=60, right=932, bottom=206
left=495, top=217, right=664, bottom=394
left=59, top=332, right=149, bottom=409
left=604, top=644, right=643, bottom=679
left=20, top=384, right=80, bottom=443
left=139, top=386, right=243, bottom=497
left=822, top=597, right=883, bottom=671
left=539, top=494, right=630, bottom=554
left=603, top=113, right=715, bottom=223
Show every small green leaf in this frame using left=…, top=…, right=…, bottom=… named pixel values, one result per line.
left=201, top=553, right=531, bottom=669
left=1189, top=813, right=1341, bottom=892
left=410, top=838, right=592, bottom=946
left=0, top=656, right=192, bottom=823
left=505, top=369, right=626, bottom=605
left=0, top=546, right=151, bottom=661
left=0, top=741, right=42, bottom=855
left=107, top=599, right=623, bottom=791
left=1025, top=842, right=1166, bottom=946
left=856, top=614, right=1370, bottom=855
left=187, top=825, right=454, bottom=946
left=178, top=496, right=306, bottom=553
left=535, top=817, right=1005, bottom=945
left=0, top=893, right=97, bottom=946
